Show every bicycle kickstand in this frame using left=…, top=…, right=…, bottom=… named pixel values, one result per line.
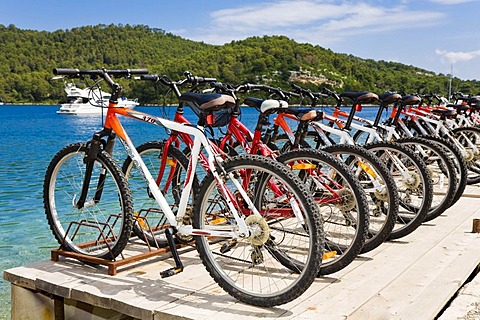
left=160, top=227, right=184, bottom=278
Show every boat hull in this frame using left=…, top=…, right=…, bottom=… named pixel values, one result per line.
left=56, top=100, right=138, bottom=115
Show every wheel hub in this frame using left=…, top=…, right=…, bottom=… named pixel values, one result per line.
left=404, top=171, right=421, bottom=189
left=245, top=215, right=270, bottom=246
left=337, top=188, right=356, bottom=211
left=464, top=149, right=475, bottom=162
left=373, top=186, right=389, bottom=201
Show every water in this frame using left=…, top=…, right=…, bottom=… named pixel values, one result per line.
left=0, top=104, right=382, bottom=318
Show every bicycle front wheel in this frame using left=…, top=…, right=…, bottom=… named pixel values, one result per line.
left=277, top=148, right=369, bottom=275
left=193, top=155, right=323, bottom=307
left=43, top=143, right=133, bottom=260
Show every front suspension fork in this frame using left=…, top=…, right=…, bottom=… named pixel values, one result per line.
left=76, top=129, right=116, bottom=209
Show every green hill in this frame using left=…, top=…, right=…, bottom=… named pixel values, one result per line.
left=0, top=23, right=478, bottom=104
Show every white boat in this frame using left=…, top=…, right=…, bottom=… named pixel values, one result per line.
left=56, top=81, right=138, bottom=115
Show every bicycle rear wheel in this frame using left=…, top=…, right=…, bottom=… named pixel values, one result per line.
left=364, top=141, right=433, bottom=239
left=321, top=144, right=399, bottom=254
left=122, top=141, right=199, bottom=247
left=193, top=155, right=323, bottom=307
left=43, top=143, right=133, bottom=260
left=451, top=127, right=480, bottom=184
left=396, top=137, right=458, bottom=221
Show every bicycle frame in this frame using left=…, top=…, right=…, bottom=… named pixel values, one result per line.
left=163, top=103, right=343, bottom=211
left=400, top=106, right=478, bottom=157
left=269, top=112, right=386, bottom=194
left=97, top=104, right=257, bottom=238
left=316, top=109, right=413, bottom=181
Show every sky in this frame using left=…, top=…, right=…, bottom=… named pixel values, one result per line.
left=1, top=0, right=480, bottom=80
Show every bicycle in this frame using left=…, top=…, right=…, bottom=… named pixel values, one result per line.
left=44, top=68, right=325, bottom=307
left=131, top=74, right=369, bottom=275
left=329, top=92, right=461, bottom=222
left=394, top=94, right=480, bottom=185
left=265, top=84, right=398, bottom=252
left=286, top=86, right=433, bottom=239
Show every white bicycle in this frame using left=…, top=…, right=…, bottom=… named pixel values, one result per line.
left=43, top=68, right=324, bottom=307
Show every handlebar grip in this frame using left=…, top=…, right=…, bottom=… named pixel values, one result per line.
left=140, top=74, right=160, bottom=82
left=286, top=91, right=301, bottom=98
left=53, top=68, right=80, bottom=76
left=107, top=69, right=148, bottom=77
left=128, top=69, right=148, bottom=75
left=291, top=83, right=303, bottom=90
left=246, top=84, right=266, bottom=91
left=190, top=76, right=217, bottom=84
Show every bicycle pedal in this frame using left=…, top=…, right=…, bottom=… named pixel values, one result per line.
left=220, top=239, right=237, bottom=254
left=160, top=267, right=183, bottom=278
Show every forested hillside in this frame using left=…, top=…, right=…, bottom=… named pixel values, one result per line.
left=0, top=23, right=478, bottom=104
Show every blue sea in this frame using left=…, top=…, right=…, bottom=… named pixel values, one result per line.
left=0, top=104, right=382, bottom=318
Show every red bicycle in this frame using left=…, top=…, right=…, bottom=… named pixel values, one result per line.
left=122, top=73, right=369, bottom=275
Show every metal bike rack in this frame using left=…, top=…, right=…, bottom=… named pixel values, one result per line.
left=51, top=209, right=193, bottom=275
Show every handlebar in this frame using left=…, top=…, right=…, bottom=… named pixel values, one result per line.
left=53, top=68, right=148, bottom=78
left=53, top=68, right=148, bottom=87
left=138, top=71, right=217, bottom=97
left=290, top=83, right=329, bottom=103
left=183, top=71, right=217, bottom=86
left=140, top=71, right=217, bottom=86
left=319, top=87, right=341, bottom=103
left=235, top=83, right=300, bottom=101
left=53, top=67, right=148, bottom=102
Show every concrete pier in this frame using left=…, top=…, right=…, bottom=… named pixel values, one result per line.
left=4, top=185, right=480, bottom=320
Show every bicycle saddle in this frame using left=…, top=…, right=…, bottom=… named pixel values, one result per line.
left=400, top=95, right=421, bottom=106
left=243, top=97, right=288, bottom=113
left=340, top=91, right=379, bottom=104
left=179, top=92, right=235, bottom=111
left=430, top=108, right=456, bottom=117
left=447, top=104, right=469, bottom=112
left=379, top=92, right=402, bottom=105
left=468, top=96, right=480, bottom=105
left=287, top=107, right=322, bottom=121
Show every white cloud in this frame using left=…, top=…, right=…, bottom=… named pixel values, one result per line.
left=211, top=1, right=347, bottom=30
left=181, top=1, right=445, bottom=46
left=430, top=0, right=479, bottom=4
left=435, top=49, right=480, bottom=64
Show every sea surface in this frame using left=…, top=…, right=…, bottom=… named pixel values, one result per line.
left=0, top=104, right=383, bottom=318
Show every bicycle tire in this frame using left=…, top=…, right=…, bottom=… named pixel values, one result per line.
left=364, top=141, right=433, bottom=239
left=122, top=141, right=199, bottom=247
left=276, top=148, right=369, bottom=274
left=451, top=126, right=480, bottom=184
left=43, top=143, right=133, bottom=260
left=396, top=137, right=458, bottom=221
left=321, top=144, right=399, bottom=253
left=417, top=135, right=468, bottom=204
left=410, top=122, right=478, bottom=187
left=193, top=154, right=324, bottom=307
